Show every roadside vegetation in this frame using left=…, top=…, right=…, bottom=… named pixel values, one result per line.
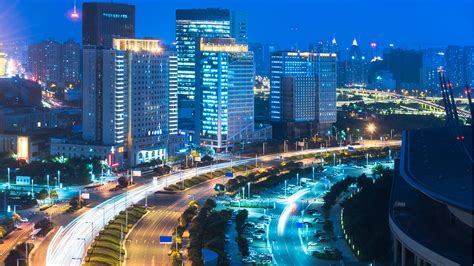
left=34, top=218, right=55, bottom=236
left=84, top=205, right=147, bottom=266
left=170, top=200, right=200, bottom=266
left=188, top=198, right=231, bottom=265
left=4, top=241, right=34, bottom=266
left=341, top=166, right=393, bottom=262
left=163, top=164, right=256, bottom=192
left=235, top=209, right=250, bottom=257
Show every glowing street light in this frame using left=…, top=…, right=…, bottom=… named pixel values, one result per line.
left=366, top=123, right=376, bottom=140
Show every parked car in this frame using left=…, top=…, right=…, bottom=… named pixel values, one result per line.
left=308, top=241, right=318, bottom=246
left=246, top=237, right=254, bottom=243
left=318, top=236, right=329, bottom=243
left=303, top=222, right=314, bottom=228
left=313, top=218, right=324, bottom=224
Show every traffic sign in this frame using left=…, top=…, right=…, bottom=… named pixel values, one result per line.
left=296, top=222, right=303, bottom=228
left=225, top=172, right=233, bottom=177
left=159, top=236, right=173, bottom=244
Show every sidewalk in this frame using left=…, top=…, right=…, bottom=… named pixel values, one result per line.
left=330, top=192, right=358, bottom=263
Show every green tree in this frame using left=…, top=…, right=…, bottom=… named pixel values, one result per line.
left=117, top=176, right=129, bottom=188
left=35, top=189, right=49, bottom=201
left=69, top=197, right=82, bottom=210
left=50, top=190, right=59, bottom=203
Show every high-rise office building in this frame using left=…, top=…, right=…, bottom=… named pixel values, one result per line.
left=270, top=51, right=337, bottom=138
left=82, top=2, right=135, bottom=49
left=175, top=8, right=247, bottom=130
left=194, top=38, right=255, bottom=150
left=83, top=38, right=181, bottom=165
left=344, top=38, right=368, bottom=87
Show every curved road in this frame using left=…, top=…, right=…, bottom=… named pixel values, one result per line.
left=46, top=140, right=400, bottom=265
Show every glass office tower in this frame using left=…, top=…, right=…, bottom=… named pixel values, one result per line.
left=195, top=38, right=255, bottom=150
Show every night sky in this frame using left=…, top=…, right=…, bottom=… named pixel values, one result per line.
left=1, top=0, right=473, bottom=49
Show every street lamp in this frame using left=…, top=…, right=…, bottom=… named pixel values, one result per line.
left=242, top=187, right=245, bottom=200
left=57, top=170, right=61, bottom=189
left=312, top=166, right=315, bottom=182
left=7, top=168, right=10, bottom=188
left=262, top=142, right=267, bottom=155
left=366, top=123, right=376, bottom=140
left=296, top=173, right=299, bottom=187
left=284, top=180, right=287, bottom=198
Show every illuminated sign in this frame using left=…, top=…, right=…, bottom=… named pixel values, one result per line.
left=17, top=136, right=29, bottom=162
left=102, top=13, right=128, bottom=19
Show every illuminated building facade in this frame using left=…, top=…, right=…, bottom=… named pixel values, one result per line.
left=195, top=38, right=255, bottom=150
left=345, top=38, right=368, bottom=87
left=83, top=38, right=182, bottom=165
left=270, top=51, right=337, bottom=138
left=82, top=2, right=135, bottom=49
left=175, top=9, right=247, bottom=130
left=0, top=53, right=6, bottom=77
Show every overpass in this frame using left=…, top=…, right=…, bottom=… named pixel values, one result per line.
left=338, top=88, right=471, bottom=119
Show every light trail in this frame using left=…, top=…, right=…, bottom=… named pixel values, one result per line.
left=46, top=159, right=251, bottom=265
left=46, top=140, right=400, bottom=265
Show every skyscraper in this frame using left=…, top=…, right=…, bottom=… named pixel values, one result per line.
left=445, top=45, right=465, bottom=88
left=83, top=38, right=181, bottom=165
left=175, top=9, right=247, bottom=130
left=421, top=48, right=445, bottom=91
left=270, top=51, right=337, bottom=138
left=82, top=2, right=135, bottom=49
left=345, top=38, right=368, bottom=87
left=194, top=38, right=255, bottom=150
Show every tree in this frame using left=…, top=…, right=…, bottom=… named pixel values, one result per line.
left=0, top=225, right=7, bottom=238
left=35, top=189, right=49, bottom=201
left=50, top=190, right=59, bottom=203
left=69, top=197, right=82, bottom=210
left=117, top=176, right=129, bottom=188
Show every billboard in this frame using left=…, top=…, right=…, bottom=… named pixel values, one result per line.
left=16, top=176, right=31, bottom=185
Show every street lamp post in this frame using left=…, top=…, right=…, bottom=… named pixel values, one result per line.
left=312, top=166, right=315, bottom=182
left=296, top=173, right=299, bottom=187
left=31, top=179, right=34, bottom=199
left=390, top=129, right=394, bottom=139
left=366, top=153, right=369, bottom=167
left=57, top=170, right=61, bottom=189
left=99, top=207, right=106, bottom=226
left=7, top=168, right=10, bottom=188
left=333, top=153, right=336, bottom=166
left=242, top=187, right=245, bottom=200
left=262, top=142, right=267, bottom=155
left=284, top=180, right=287, bottom=198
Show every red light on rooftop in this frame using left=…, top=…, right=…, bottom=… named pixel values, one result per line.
left=70, top=11, right=80, bottom=20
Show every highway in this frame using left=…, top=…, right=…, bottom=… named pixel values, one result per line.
left=124, top=176, right=228, bottom=265
left=46, top=140, right=400, bottom=265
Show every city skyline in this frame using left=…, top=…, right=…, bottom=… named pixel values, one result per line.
left=1, top=0, right=473, bottom=49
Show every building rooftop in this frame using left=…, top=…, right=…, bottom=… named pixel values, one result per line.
left=390, top=166, right=473, bottom=265
left=400, top=126, right=472, bottom=212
